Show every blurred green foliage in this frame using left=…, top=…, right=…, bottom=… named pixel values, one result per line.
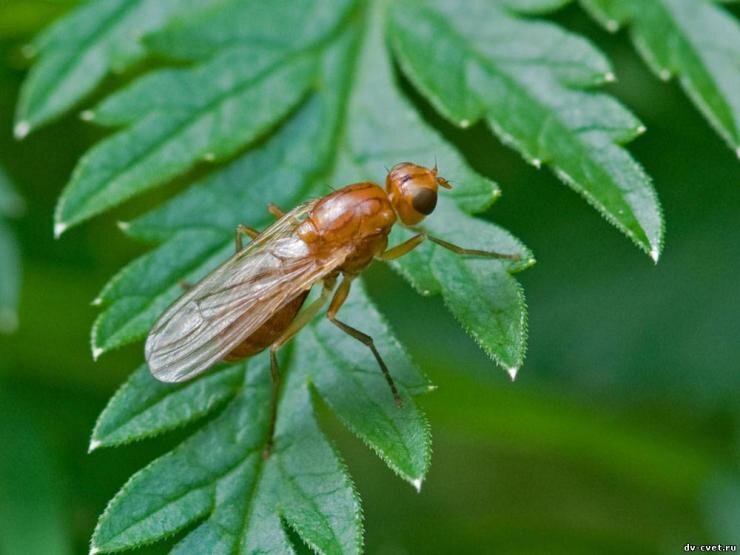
left=0, top=2, right=738, bottom=554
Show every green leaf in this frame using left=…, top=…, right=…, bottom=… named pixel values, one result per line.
left=90, top=363, right=243, bottom=450
left=581, top=0, right=740, bottom=157
left=435, top=250, right=528, bottom=376
left=296, top=282, right=432, bottom=484
left=144, top=0, right=357, bottom=61
left=14, top=0, right=224, bottom=135
left=0, top=168, right=22, bottom=333
left=89, top=4, right=525, bottom=368
left=74, top=3, right=533, bottom=546
left=16, top=0, right=740, bottom=549
left=390, top=0, right=664, bottom=260
left=85, top=21, right=496, bottom=555
left=54, top=47, right=317, bottom=233
left=91, top=230, right=230, bottom=356
left=92, top=359, right=362, bottom=554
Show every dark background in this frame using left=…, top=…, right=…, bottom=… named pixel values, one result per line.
left=0, top=2, right=738, bottom=553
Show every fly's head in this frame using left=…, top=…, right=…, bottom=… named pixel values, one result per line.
left=385, top=162, right=452, bottom=226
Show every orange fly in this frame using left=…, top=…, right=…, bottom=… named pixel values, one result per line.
left=145, top=162, right=519, bottom=454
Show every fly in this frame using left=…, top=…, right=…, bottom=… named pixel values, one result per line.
left=145, top=162, right=519, bottom=455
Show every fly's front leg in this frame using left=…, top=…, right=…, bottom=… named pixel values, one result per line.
left=376, top=233, right=425, bottom=261
left=379, top=232, right=519, bottom=261
left=426, top=235, right=521, bottom=260
left=263, top=278, right=337, bottom=457
left=327, top=278, right=403, bottom=406
left=235, top=224, right=260, bottom=253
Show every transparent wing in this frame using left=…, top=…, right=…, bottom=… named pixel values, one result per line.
left=145, top=201, right=348, bottom=383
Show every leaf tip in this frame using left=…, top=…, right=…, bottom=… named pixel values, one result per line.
left=519, top=257, right=537, bottom=271
left=603, top=71, right=616, bottom=83
left=89, top=544, right=101, bottom=555
left=659, top=68, right=671, bottom=81
left=636, top=124, right=647, bottom=135
left=606, top=20, right=619, bottom=33
left=412, top=477, right=423, bottom=493
left=88, top=438, right=102, bottom=453
left=91, top=296, right=103, bottom=307
left=506, top=365, right=520, bottom=381
left=14, top=121, right=31, bottom=140
left=80, top=110, right=96, bottom=122
left=54, top=221, right=68, bottom=239
left=650, top=245, right=660, bottom=264
left=531, top=158, right=542, bottom=169
left=117, top=221, right=130, bottom=233
left=459, top=119, right=471, bottom=128
left=92, top=345, right=104, bottom=361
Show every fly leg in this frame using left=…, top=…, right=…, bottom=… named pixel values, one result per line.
left=379, top=232, right=520, bottom=261
left=263, top=349, right=281, bottom=459
left=267, top=203, right=286, bottom=219
left=426, top=235, right=520, bottom=260
left=263, top=278, right=337, bottom=457
left=271, top=279, right=336, bottom=351
left=327, top=278, right=403, bottom=406
left=235, top=224, right=260, bottom=253
left=376, top=233, right=425, bottom=260
left=267, top=202, right=302, bottom=226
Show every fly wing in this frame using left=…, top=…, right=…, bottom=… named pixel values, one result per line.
left=145, top=201, right=348, bottom=383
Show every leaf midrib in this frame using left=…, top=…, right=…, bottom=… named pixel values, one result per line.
left=275, top=454, right=342, bottom=552
left=235, top=450, right=268, bottom=552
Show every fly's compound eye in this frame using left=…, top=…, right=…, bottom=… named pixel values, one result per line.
left=411, top=188, right=437, bottom=215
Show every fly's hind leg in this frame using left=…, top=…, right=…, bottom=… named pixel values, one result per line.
left=327, top=278, right=403, bottom=406
left=263, top=349, right=281, bottom=458
left=262, top=278, right=337, bottom=457
left=235, top=224, right=260, bottom=253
